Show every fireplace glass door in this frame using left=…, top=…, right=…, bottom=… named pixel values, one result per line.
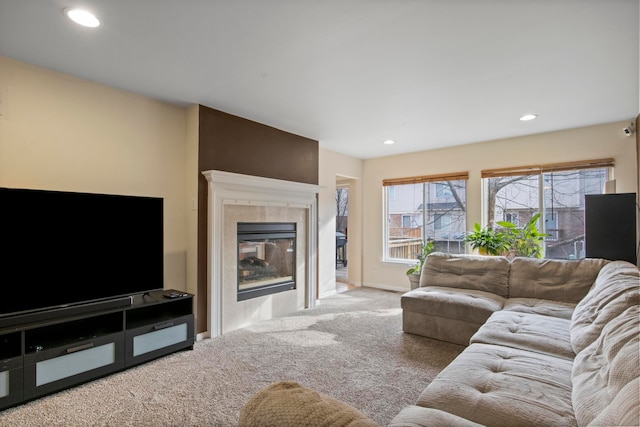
left=237, top=222, right=296, bottom=301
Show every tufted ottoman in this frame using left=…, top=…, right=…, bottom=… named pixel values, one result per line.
left=469, top=310, right=574, bottom=359
left=412, top=342, right=577, bottom=426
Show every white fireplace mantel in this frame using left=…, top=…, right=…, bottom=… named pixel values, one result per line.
left=202, top=170, right=321, bottom=338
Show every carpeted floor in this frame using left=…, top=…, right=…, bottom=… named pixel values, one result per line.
left=0, top=287, right=463, bottom=426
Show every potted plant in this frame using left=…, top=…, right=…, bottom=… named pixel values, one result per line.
left=465, top=223, right=510, bottom=255
left=466, top=213, right=547, bottom=258
left=498, top=213, right=546, bottom=258
left=406, top=240, right=436, bottom=289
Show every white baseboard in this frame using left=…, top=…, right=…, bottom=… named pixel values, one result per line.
left=196, top=332, right=210, bottom=341
left=361, top=282, right=407, bottom=293
left=318, top=289, right=339, bottom=299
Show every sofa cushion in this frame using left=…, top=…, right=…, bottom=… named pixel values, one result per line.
left=389, top=406, right=484, bottom=427
left=502, top=297, right=576, bottom=319
left=570, top=260, right=639, bottom=354
left=470, top=310, right=575, bottom=360
left=238, top=381, right=380, bottom=427
left=508, top=257, right=607, bottom=302
left=470, top=311, right=574, bottom=359
left=572, top=305, right=640, bottom=427
left=416, top=343, right=576, bottom=427
left=421, top=252, right=510, bottom=297
left=401, top=286, right=505, bottom=325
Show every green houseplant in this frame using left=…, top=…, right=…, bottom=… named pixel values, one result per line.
left=465, top=223, right=510, bottom=255
left=497, top=213, right=546, bottom=258
left=406, top=240, right=436, bottom=289
left=466, top=213, right=547, bottom=258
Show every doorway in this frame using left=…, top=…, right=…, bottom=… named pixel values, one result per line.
left=336, top=183, right=349, bottom=291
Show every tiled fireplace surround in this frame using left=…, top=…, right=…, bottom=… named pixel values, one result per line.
left=202, top=170, right=321, bottom=337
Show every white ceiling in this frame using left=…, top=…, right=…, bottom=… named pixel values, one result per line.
left=1, top=0, right=638, bottom=159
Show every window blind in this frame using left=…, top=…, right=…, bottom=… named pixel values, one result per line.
left=382, top=171, right=469, bottom=187
left=481, top=158, right=614, bottom=178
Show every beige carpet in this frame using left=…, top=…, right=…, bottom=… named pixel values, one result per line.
left=0, top=287, right=463, bottom=426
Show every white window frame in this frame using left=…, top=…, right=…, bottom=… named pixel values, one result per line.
left=482, top=163, right=611, bottom=259
left=383, top=178, right=467, bottom=263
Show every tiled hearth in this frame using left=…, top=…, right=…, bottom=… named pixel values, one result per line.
left=202, top=170, right=320, bottom=338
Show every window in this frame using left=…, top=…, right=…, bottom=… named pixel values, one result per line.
left=434, top=214, right=451, bottom=231
left=436, top=183, right=453, bottom=198
left=388, top=186, right=396, bottom=201
left=383, top=172, right=468, bottom=261
left=504, top=212, right=519, bottom=225
left=482, top=158, right=612, bottom=259
left=335, top=187, right=349, bottom=233
left=545, top=211, right=559, bottom=242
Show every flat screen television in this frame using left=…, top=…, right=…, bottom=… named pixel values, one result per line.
left=0, top=187, right=164, bottom=318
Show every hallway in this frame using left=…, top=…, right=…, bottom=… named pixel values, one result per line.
left=336, top=265, right=355, bottom=293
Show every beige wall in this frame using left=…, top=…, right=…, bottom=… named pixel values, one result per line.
left=318, top=148, right=363, bottom=297
left=362, top=121, right=639, bottom=291
left=2, top=55, right=636, bottom=317
left=185, top=105, right=200, bottom=298
left=0, top=56, right=190, bottom=293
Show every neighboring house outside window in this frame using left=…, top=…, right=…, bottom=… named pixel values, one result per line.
left=436, top=183, right=453, bottom=198
left=383, top=172, right=468, bottom=262
left=434, top=213, right=451, bottom=231
left=482, top=158, right=612, bottom=259
left=504, top=212, right=519, bottom=225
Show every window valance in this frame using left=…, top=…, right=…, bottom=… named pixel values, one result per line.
left=382, top=171, right=469, bottom=187
left=480, top=158, right=614, bottom=178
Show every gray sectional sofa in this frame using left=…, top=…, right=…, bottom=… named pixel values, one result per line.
left=238, top=253, right=639, bottom=427
left=394, top=252, right=639, bottom=427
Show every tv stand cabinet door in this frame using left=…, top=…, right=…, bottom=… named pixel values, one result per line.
left=0, top=358, right=23, bottom=411
left=125, top=314, right=194, bottom=367
left=23, top=333, right=125, bottom=400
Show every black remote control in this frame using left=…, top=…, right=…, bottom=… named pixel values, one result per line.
left=163, top=290, right=187, bottom=299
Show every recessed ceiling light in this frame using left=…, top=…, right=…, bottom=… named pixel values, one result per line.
left=383, top=139, right=395, bottom=145
left=64, top=8, right=100, bottom=28
left=520, top=114, right=537, bottom=121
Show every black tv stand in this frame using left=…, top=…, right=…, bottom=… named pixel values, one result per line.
left=0, top=290, right=194, bottom=411
left=0, top=296, right=133, bottom=329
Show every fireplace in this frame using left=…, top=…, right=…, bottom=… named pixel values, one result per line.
left=237, top=222, right=296, bottom=301
left=202, top=169, right=320, bottom=337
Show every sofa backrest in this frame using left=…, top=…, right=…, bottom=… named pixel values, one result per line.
left=570, top=261, right=639, bottom=427
left=508, top=257, right=608, bottom=302
left=570, top=261, right=640, bottom=354
left=421, top=252, right=510, bottom=297
left=572, top=306, right=639, bottom=426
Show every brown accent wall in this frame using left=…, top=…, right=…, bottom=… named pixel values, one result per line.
left=196, top=105, right=319, bottom=332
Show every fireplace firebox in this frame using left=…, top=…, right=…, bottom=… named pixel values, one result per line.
left=237, top=222, right=296, bottom=301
